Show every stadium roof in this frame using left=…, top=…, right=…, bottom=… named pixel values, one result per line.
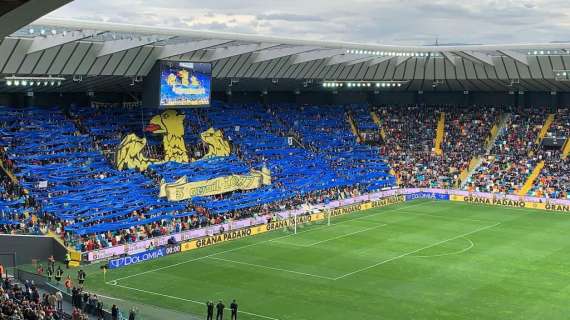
left=3, top=17, right=570, bottom=92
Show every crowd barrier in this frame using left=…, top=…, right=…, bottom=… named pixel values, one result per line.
left=92, top=188, right=570, bottom=266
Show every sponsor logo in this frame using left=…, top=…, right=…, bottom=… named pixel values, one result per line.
left=462, top=196, right=526, bottom=208
left=108, top=248, right=165, bottom=269
left=371, top=195, right=405, bottom=208
left=544, top=204, right=570, bottom=212
left=328, top=204, right=363, bottom=217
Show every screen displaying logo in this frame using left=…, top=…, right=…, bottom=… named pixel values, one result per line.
left=159, top=62, right=211, bottom=108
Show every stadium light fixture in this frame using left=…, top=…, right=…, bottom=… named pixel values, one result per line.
left=554, top=69, right=570, bottom=81
left=6, top=80, right=12, bottom=86
left=4, top=76, right=65, bottom=87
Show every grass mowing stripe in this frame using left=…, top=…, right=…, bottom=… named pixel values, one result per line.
left=208, top=256, right=337, bottom=280
left=111, top=282, right=281, bottom=320
left=334, top=222, right=501, bottom=280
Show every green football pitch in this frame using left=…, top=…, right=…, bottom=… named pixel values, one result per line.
left=80, top=199, right=570, bottom=320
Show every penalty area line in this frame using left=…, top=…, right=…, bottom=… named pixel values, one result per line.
left=208, top=256, right=337, bottom=280
left=109, top=282, right=281, bottom=320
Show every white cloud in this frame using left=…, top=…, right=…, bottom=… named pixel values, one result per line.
left=47, top=0, right=570, bottom=45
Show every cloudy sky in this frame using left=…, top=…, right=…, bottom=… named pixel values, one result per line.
left=48, top=0, right=570, bottom=45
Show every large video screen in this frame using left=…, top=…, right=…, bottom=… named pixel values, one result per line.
left=159, top=62, right=211, bottom=108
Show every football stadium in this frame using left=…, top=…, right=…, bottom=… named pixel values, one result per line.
left=1, top=1, right=570, bottom=319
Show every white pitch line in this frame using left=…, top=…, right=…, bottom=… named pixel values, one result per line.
left=109, top=201, right=422, bottom=283
left=305, top=225, right=386, bottom=247
left=398, top=210, right=491, bottom=222
left=208, top=256, right=336, bottom=280
left=412, top=238, right=475, bottom=258
left=94, top=293, right=124, bottom=301
left=111, top=282, right=280, bottom=320
left=334, top=222, right=501, bottom=280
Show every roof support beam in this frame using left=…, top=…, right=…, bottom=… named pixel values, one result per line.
left=97, top=36, right=172, bottom=57
left=498, top=50, right=529, bottom=66
left=203, top=43, right=279, bottom=61
left=441, top=51, right=457, bottom=66
left=291, top=49, right=346, bottom=64
left=0, top=0, right=72, bottom=38
left=251, top=46, right=320, bottom=63
left=455, top=51, right=495, bottom=66
left=157, top=39, right=233, bottom=59
left=345, top=56, right=377, bottom=66
left=27, top=30, right=102, bottom=54
left=326, top=54, right=374, bottom=66
left=367, top=56, right=393, bottom=66
left=395, top=56, right=411, bottom=67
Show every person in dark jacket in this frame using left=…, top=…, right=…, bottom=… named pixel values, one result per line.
left=206, top=301, right=214, bottom=320
left=216, top=300, right=225, bottom=320
left=230, top=300, right=238, bottom=320
left=111, top=304, right=119, bottom=320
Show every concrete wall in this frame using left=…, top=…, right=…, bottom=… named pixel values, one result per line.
left=0, top=234, right=66, bottom=267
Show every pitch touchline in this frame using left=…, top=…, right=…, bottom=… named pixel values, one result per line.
left=110, top=201, right=421, bottom=283
left=208, top=256, right=337, bottom=280
left=110, top=282, right=280, bottom=320
left=333, top=222, right=501, bottom=280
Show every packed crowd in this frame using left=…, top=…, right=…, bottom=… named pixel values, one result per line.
left=466, top=108, right=546, bottom=194
left=376, top=105, right=440, bottom=188
left=529, top=109, right=570, bottom=199
left=0, top=277, right=71, bottom=320
left=0, top=103, right=569, bottom=253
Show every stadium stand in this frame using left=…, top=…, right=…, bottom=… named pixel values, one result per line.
left=465, top=108, right=546, bottom=194
left=0, top=103, right=395, bottom=251
left=2, top=101, right=570, bottom=253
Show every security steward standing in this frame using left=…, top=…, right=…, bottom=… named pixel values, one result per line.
left=55, top=266, right=64, bottom=284
left=206, top=301, right=214, bottom=320
left=77, top=269, right=86, bottom=287
left=216, top=300, right=225, bottom=320
left=230, top=300, right=238, bottom=320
